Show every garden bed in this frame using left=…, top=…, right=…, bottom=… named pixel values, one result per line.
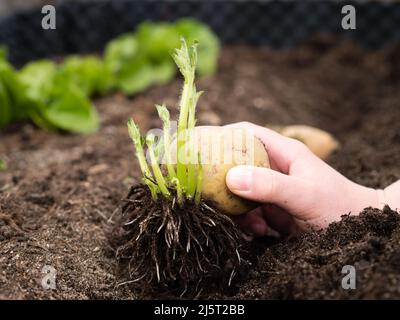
left=1, top=35, right=400, bottom=299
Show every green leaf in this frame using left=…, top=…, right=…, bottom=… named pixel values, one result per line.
left=105, top=23, right=179, bottom=95
left=0, top=56, right=33, bottom=121
left=57, top=55, right=114, bottom=96
left=136, top=22, right=180, bottom=62
left=18, top=58, right=102, bottom=133
left=175, top=18, right=220, bottom=76
left=19, top=60, right=57, bottom=101
left=0, top=79, right=12, bottom=128
left=17, top=60, right=66, bottom=130
left=117, top=58, right=154, bottom=95
left=104, top=33, right=138, bottom=73
left=104, top=33, right=149, bottom=95
left=152, top=60, right=176, bottom=85
left=41, top=85, right=99, bottom=134
left=106, top=20, right=218, bottom=96
left=117, top=58, right=176, bottom=95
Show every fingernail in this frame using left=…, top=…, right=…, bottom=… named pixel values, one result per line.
left=227, top=167, right=252, bottom=191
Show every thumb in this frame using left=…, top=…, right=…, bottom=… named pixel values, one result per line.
left=226, top=165, right=308, bottom=214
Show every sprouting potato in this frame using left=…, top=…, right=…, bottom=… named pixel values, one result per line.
left=268, top=124, right=340, bottom=160
left=167, top=126, right=270, bottom=215
left=125, top=40, right=250, bottom=291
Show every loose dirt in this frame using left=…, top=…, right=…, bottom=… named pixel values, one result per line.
left=1, top=35, right=399, bottom=299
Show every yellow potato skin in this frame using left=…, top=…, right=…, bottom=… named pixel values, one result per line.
left=175, top=126, right=270, bottom=215
left=269, top=124, right=340, bottom=160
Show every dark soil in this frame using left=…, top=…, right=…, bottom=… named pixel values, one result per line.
left=1, top=34, right=400, bottom=299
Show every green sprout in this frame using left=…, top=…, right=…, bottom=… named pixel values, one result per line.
left=146, top=133, right=170, bottom=198
left=194, top=152, right=203, bottom=205
left=173, top=39, right=195, bottom=189
left=156, top=104, right=176, bottom=181
left=127, top=38, right=203, bottom=206
left=127, top=119, right=158, bottom=199
left=0, top=159, right=7, bottom=171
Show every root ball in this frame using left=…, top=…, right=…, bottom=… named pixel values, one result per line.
left=111, top=184, right=247, bottom=296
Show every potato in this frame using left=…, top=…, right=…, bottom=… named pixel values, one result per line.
left=167, top=126, right=270, bottom=215
left=268, top=124, right=340, bottom=160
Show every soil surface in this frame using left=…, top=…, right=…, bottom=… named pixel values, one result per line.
left=1, top=34, right=400, bottom=299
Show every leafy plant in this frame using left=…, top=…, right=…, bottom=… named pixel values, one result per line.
left=41, top=85, right=99, bottom=134
left=56, top=55, right=114, bottom=96
left=128, top=39, right=203, bottom=205
left=0, top=18, right=220, bottom=134
left=18, top=59, right=99, bottom=133
left=105, top=18, right=219, bottom=95
left=0, top=49, right=40, bottom=127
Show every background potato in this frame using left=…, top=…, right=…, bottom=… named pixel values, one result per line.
left=268, top=124, right=340, bottom=160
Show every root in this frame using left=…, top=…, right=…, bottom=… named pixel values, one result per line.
left=110, top=184, right=247, bottom=296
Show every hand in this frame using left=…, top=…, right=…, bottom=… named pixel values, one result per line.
left=225, top=122, right=381, bottom=236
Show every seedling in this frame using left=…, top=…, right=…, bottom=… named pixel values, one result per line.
left=112, top=39, right=267, bottom=296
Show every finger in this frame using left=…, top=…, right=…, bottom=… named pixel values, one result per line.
left=226, top=165, right=311, bottom=219
left=260, top=204, right=298, bottom=236
left=383, top=180, right=400, bottom=210
left=225, top=122, right=307, bottom=173
left=232, top=208, right=269, bottom=237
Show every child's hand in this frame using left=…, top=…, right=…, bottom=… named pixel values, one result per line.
left=225, top=122, right=382, bottom=236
